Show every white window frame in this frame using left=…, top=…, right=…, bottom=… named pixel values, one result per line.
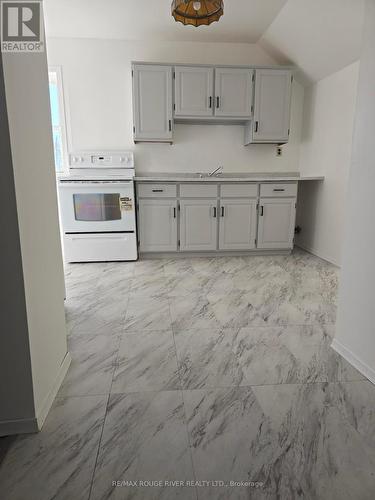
left=48, top=66, right=69, bottom=174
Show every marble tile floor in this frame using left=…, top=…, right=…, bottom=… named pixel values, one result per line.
left=1, top=249, right=375, bottom=500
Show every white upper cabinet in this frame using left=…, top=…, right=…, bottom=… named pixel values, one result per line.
left=131, top=62, right=294, bottom=143
left=132, top=64, right=173, bottom=142
left=248, top=69, right=292, bottom=144
left=174, top=66, right=214, bottom=117
left=214, top=68, right=254, bottom=118
left=257, top=198, right=296, bottom=249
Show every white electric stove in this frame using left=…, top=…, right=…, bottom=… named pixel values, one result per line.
left=58, top=151, right=138, bottom=262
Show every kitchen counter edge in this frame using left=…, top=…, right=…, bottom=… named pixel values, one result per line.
left=134, top=173, right=324, bottom=182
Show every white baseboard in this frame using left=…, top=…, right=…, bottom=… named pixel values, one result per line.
left=0, top=417, right=38, bottom=437
left=331, top=338, right=375, bottom=385
left=295, top=243, right=340, bottom=268
left=36, top=351, right=71, bottom=430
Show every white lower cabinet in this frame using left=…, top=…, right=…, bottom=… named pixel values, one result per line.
left=257, top=198, right=296, bottom=249
left=219, top=199, right=257, bottom=250
left=138, top=199, right=177, bottom=252
left=180, top=199, right=218, bottom=251
left=137, top=182, right=297, bottom=254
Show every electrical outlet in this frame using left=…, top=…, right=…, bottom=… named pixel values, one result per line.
left=276, top=146, right=282, bottom=157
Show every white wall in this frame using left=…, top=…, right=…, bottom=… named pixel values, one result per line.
left=333, top=0, right=375, bottom=383
left=295, top=62, right=359, bottom=266
left=3, top=42, right=69, bottom=428
left=46, top=37, right=304, bottom=174
left=0, top=53, right=36, bottom=436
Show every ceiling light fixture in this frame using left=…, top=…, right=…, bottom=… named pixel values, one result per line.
left=171, top=0, right=224, bottom=27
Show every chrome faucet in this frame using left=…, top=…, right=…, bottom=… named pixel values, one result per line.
left=208, top=165, right=223, bottom=177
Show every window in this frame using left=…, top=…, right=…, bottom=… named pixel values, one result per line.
left=48, top=67, right=68, bottom=173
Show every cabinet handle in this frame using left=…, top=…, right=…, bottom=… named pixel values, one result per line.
left=216, top=96, right=220, bottom=108
left=255, top=121, right=259, bottom=133
left=273, top=188, right=285, bottom=192
left=173, top=207, right=176, bottom=218
left=168, top=120, right=172, bottom=132
left=213, top=206, right=217, bottom=218
left=260, top=205, right=264, bottom=216
left=209, top=96, right=212, bottom=108
left=152, top=189, right=164, bottom=193
left=221, top=206, right=225, bottom=217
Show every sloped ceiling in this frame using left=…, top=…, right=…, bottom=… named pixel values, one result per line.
left=259, top=0, right=365, bottom=83
left=43, top=0, right=288, bottom=44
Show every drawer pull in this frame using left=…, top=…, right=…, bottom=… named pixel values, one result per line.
left=152, top=189, right=164, bottom=193
left=273, top=188, right=285, bottom=192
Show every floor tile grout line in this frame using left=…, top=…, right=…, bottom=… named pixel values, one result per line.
left=166, top=290, right=199, bottom=500
left=180, top=389, right=199, bottom=500
left=87, top=304, right=125, bottom=500
left=87, top=392, right=110, bottom=500
left=56, top=376, right=370, bottom=403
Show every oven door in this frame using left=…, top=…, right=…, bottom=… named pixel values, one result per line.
left=58, top=180, right=135, bottom=233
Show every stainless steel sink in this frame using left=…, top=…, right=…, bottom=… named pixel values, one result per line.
left=196, top=166, right=224, bottom=178
left=195, top=172, right=223, bottom=178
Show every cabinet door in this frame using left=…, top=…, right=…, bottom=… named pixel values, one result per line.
left=252, top=69, right=292, bottom=143
left=133, top=65, right=173, bottom=142
left=219, top=199, right=257, bottom=250
left=174, top=67, right=214, bottom=117
left=180, top=200, right=217, bottom=251
left=139, top=199, right=177, bottom=252
left=257, top=198, right=296, bottom=249
left=215, top=68, right=254, bottom=117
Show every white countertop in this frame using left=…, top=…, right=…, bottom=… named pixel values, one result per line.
left=134, top=172, right=324, bottom=182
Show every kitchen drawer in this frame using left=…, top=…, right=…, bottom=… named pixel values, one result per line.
left=180, top=184, right=218, bottom=198
left=138, top=183, right=177, bottom=198
left=220, top=183, right=258, bottom=198
left=64, top=233, right=137, bottom=262
left=260, top=182, right=297, bottom=197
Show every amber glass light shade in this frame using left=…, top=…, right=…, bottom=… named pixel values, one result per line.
left=171, top=0, right=224, bottom=27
